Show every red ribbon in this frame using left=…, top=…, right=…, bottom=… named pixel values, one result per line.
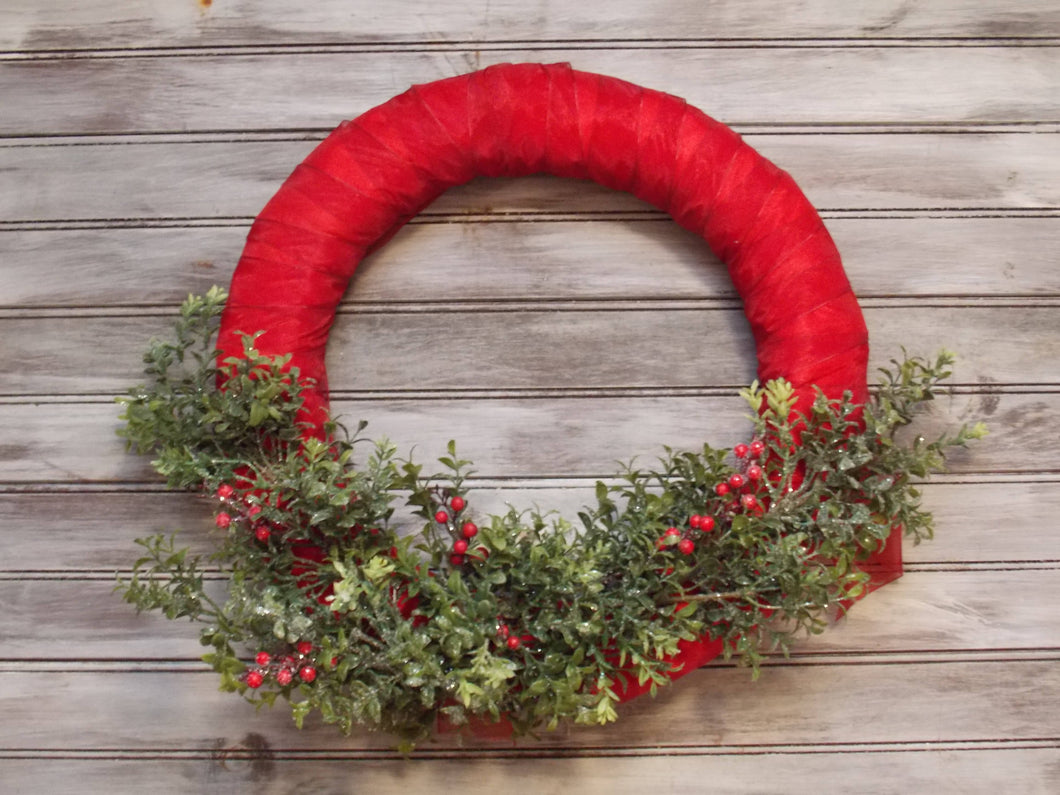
left=218, top=63, right=898, bottom=709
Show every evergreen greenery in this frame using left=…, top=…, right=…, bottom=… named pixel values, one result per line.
left=116, top=288, right=985, bottom=747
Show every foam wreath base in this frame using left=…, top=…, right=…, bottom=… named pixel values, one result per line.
left=114, top=64, right=991, bottom=745
left=219, top=62, right=872, bottom=423
left=217, top=63, right=890, bottom=707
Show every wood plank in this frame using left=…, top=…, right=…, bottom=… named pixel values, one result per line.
left=2, top=48, right=1058, bottom=134
left=3, top=0, right=1056, bottom=790
left=0, top=491, right=214, bottom=570
left=3, top=480, right=1058, bottom=571
left=2, top=305, right=1057, bottom=394
left=813, top=569, right=1060, bottom=653
left=3, top=569, right=1055, bottom=660
left=914, top=479, right=1060, bottom=562
left=2, top=217, right=1059, bottom=308
left=0, top=390, right=1043, bottom=483
left=3, top=749, right=1057, bottom=795
left=3, top=133, right=1057, bottom=225
left=0, top=660, right=1056, bottom=750
left=5, top=0, right=1058, bottom=50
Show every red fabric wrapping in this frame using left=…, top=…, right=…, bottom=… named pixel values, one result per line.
left=218, top=63, right=896, bottom=708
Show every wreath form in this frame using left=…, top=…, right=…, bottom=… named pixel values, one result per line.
left=118, top=64, right=985, bottom=743
left=219, top=61, right=886, bottom=696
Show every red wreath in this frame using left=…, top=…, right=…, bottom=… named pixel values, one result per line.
left=217, top=63, right=900, bottom=712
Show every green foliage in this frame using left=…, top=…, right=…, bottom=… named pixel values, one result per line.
left=116, top=292, right=985, bottom=747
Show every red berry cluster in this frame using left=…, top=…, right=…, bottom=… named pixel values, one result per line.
left=717, top=439, right=768, bottom=516
left=655, top=439, right=769, bottom=556
left=241, top=640, right=319, bottom=689
left=495, top=620, right=533, bottom=652
left=433, top=492, right=488, bottom=567
left=213, top=483, right=275, bottom=544
left=655, top=511, right=716, bottom=555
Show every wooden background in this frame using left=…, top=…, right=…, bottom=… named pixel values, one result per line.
left=1, top=1, right=1058, bottom=791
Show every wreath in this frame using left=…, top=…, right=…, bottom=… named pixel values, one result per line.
left=117, top=63, right=985, bottom=748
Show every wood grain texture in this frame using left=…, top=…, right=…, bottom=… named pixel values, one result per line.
left=1, top=660, right=1057, bottom=749
left=2, top=305, right=1057, bottom=395
left=4, top=133, right=1059, bottom=223
left=2, top=47, right=1058, bottom=134
left=5, top=0, right=1059, bottom=50
left=0, top=388, right=1035, bottom=483
left=1, top=0, right=1057, bottom=790
left=3, top=750, right=1058, bottom=795
left=2, top=217, right=1060, bottom=309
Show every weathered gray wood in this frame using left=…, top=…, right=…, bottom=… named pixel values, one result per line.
left=0, top=390, right=1040, bottom=483
left=4, top=133, right=1057, bottom=225
left=2, top=217, right=1060, bottom=309
left=1, top=660, right=1056, bottom=749
left=4, top=749, right=1058, bottom=795
left=916, top=479, right=1060, bottom=562
left=3, top=569, right=1055, bottom=660
left=0, top=491, right=214, bottom=569
left=0, top=305, right=1055, bottom=395
left=2, top=1, right=1058, bottom=789
left=3, top=480, right=1057, bottom=571
left=6, top=0, right=1058, bottom=50
left=3, top=48, right=1058, bottom=134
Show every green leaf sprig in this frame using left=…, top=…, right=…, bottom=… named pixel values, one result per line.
left=116, top=291, right=985, bottom=747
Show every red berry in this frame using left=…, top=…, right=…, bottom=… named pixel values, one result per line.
left=245, top=670, right=264, bottom=689
left=453, top=539, right=469, bottom=554
left=665, top=526, right=681, bottom=537
left=699, top=516, right=716, bottom=533
left=728, top=473, right=746, bottom=489
left=254, top=523, right=270, bottom=542
left=497, top=623, right=510, bottom=638
left=747, top=464, right=764, bottom=481
left=255, top=651, right=271, bottom=666
left=468, top=545, right=489, bottom=563
left=296, top=641, right=313, bottom=656
left=733, top=443, right=749, bottom=459
left=298, top=666, right=317, bottom=683
left=715, top=483, right=730, bottom=497
left=450, top=553, right=465, bottom=566
left=741, top=494, right=759, bottom=510
left=461, top=522, right=478, bottom=539
left=434, top=510, right=449, bottom=524
left=689, top=514, right=702, bottom=529
left=217, top=483, right=235, bottom=500
left=275, top=668, right=293, bottom=686
left=215, top=512, right=232, bottom=529
left=506, top=636, right=522, bottom=650
left=450, top=496, right=466, bottom=513
left=678, top=538, right=695, bottom=555
left=749, top=440, right=766, bottom=457
left=246, top=504, right=262, bottom=518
